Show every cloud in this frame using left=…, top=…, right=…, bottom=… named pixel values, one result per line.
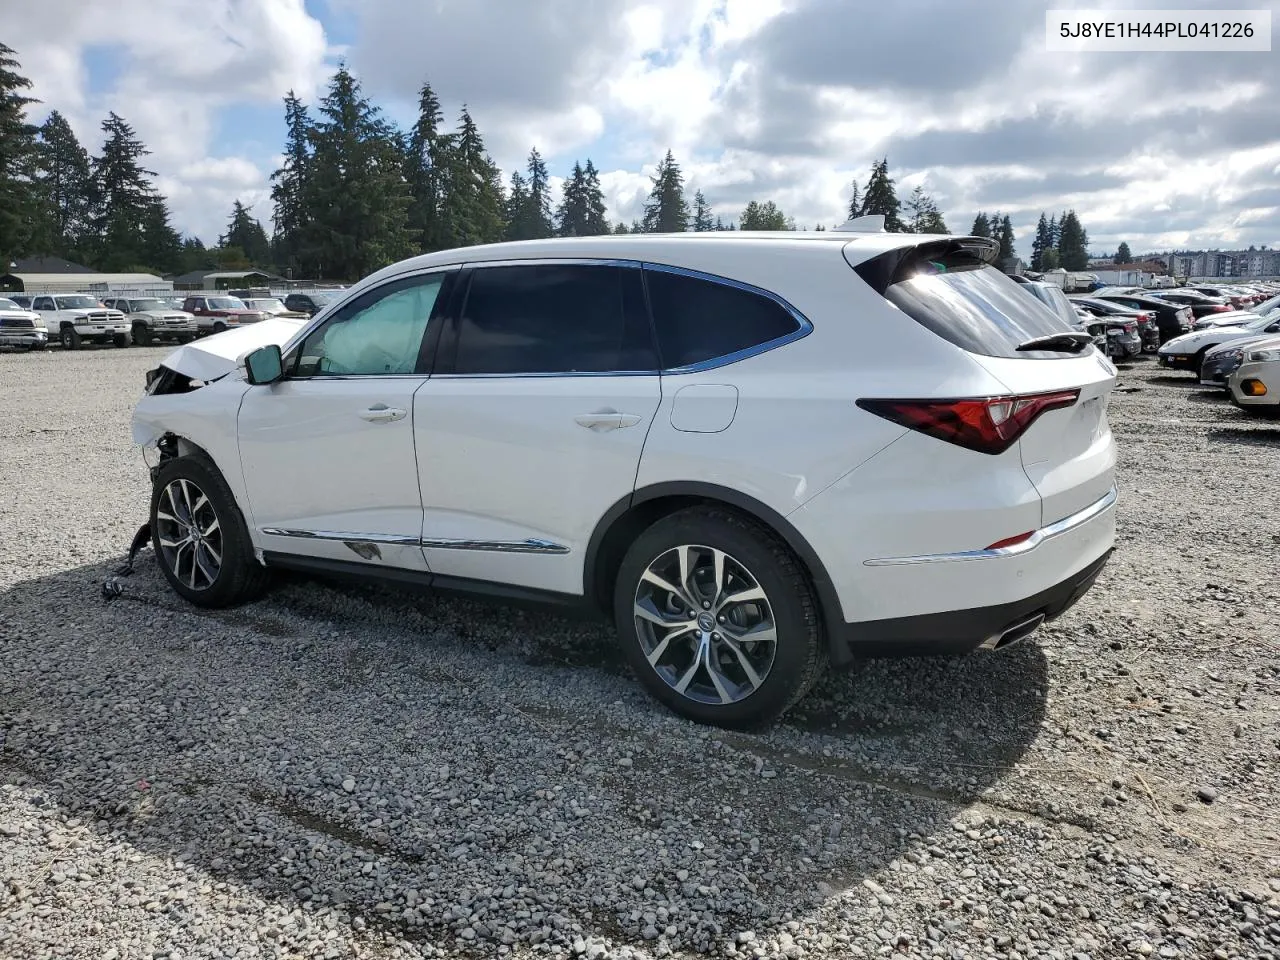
left=9, top=0, right=331, bottom=242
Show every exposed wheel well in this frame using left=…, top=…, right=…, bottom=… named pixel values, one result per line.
left=586, top=485, right=848, bottom=665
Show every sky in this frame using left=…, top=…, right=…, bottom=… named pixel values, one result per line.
left=8, top=0, right=1280, bottom=258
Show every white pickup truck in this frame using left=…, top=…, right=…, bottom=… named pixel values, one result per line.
left=31, top=294, right=132, bottom=349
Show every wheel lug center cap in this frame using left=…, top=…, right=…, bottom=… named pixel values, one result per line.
left=697, top=612, right=716, bottom=632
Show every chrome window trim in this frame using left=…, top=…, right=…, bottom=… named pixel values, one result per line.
left=863, top=485, right=1118, bottom=567
left=432, top=257, right=812, bottom=379
left=259, top=527, right=570, bottom=555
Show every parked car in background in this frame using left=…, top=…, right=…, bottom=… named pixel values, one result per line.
left=1070, top=298, right=1151, bottom=355
left=1191, top=285, right=1257, bottom=310
left=1157, top=313, right=1280, bottom=374
left=1151, top=290, right=1236, bottom=320
left=282, top=292, right=337, bottom=317
left=1089, top=292, right=1192, bottom=343
left=132, top=232, right=1117, bottom=727
left=181, top=295, right=268, bottom=334
left=240, top=297, right=309, bottom=319
left=1192, top=309, right=1263, bottom=331
left=103, top=297, right=198, bottom=346
left=32, top=294, right=131, bottom=349
left=1198, top=334, right=1279, bottom=389
left=8, top=294, right=34, bottom=309
left=0, top=296, right=48, bottom=351
left=1227, top=336, right=1280, bottom=414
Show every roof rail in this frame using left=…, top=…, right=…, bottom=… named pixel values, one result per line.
left=834, top=215, right=886, bottom=233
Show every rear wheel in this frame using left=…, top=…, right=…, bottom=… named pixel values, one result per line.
left=613, top=507, right=824, bottom=728
left=150, top=454, right=270, bottom=608
left=133, top=323, right=153, bottom=346
left=60, top=326, right=82, bottom=350
left=212, top=321, right=227, bottom=333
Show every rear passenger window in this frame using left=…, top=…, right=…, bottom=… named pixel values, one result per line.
left=643, top=268, right=801, bottom=369
left=451, top=264, right=655, bottom=374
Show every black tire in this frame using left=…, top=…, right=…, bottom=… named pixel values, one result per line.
left=113, top=332, right=132, bottom=348
left=30, top=342, right=47, bottom=352
left=133, top=323, right=153, bottom=346
left=60, top=326, right=82, bottom=349
left=613, top=507, right=824, bottom=729
left=212, top=321, right=227, bottom=333
left=177, top=335, right=195, bottom=344
left=1193, top=347, right=1211, bottom=376
left=150, top=454, right=270, bottom=608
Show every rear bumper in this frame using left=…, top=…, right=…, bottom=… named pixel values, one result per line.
left=831, top=548, right=1113, bottom=658
left=828, top=485, right=1117, bottom=658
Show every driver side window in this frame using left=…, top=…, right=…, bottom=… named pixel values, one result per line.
left=292, top=273, right=446, bottom=378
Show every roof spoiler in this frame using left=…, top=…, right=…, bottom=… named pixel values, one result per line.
left=852, top=236, right=1002, bottom=295
left=834, top=215, right=886, bottom=233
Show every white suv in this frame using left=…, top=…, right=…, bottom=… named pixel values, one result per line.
left=131, top=232, right=1118, bottom=727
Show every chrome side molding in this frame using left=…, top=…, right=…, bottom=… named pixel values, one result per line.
left=260, top=528, right=570, bottom=555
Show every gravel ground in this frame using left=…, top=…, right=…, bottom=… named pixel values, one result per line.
left=1, top=345, right=1278, bottom=960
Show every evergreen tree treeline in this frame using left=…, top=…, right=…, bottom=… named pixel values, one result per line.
left=4, top=47, right=1021, bottom=282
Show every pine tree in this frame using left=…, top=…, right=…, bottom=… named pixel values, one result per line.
left=554, top=162, right=584, bottom=237
left=505, top=171, right=529, bottom=240
left=713, top=215, right=726, bottom=231
left=740, top=200, right=789, bottom=230
left=1041, top=247, right=1061, bottom=270
left=860, top=158, right=905, bottom=232
left=970, top=212, right=991, bottom=238
left=221, top=200, right=270, bottom=265
left=905, top=185, right=947, bottom=234
left=439, top=106, right=506, bottom=248
left=612, top=221, right=630, bottom=235
left=692, top=190, right=713, bottom=231
left=0, top=43, right=42, bottom=262
left=139, top=200, right=183, bottom=273
left=582, top=160, right=609, bottom=235
left=179, top=236, right=213, bottom=274
left=1115, top=241, right=1132, bottom=264
left=997, top=215, right=1016, bottom=262
left=298, top=66, right=415, bottom=280
left=1057, top=210, right=1089, bottom=271
left=1031, top=213, right=1052, bottom=271
left=847, top=181, right=862, bottom=220
left=506, top=149, right=552, bottom=240
left=270, top=91, right=311, bottom=276
left=641, top=150, right=688, bottom=233
left=35, top=110, right=92, bottom=260
left=89, top=113, right=163, bottom=270
left=404, top=81, right=451, bottom=253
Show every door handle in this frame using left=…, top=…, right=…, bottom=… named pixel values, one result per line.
left=574, top=410, right=642, bottom=432
left=359, top=404, right=407, bottom=423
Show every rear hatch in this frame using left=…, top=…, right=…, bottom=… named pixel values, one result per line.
left=847, top=237, right=1116, bottom=527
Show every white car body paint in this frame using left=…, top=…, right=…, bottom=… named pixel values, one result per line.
left=132, top=232, right=1117, bottom=646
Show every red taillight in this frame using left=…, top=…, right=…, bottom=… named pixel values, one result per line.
left=856, top=390, right=1082, bottom=456
left=985, top=531, right=1035, bottom=550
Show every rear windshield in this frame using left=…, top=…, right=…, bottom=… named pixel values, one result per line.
left=884, top=259, right=1076, bottom=359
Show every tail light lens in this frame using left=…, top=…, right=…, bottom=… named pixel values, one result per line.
left=857, top=390, right=1081, bottom=455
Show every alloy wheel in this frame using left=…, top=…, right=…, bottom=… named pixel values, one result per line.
left=633, top=544, right=777, bottom=705
left=155, top=478, right=223, bottom=591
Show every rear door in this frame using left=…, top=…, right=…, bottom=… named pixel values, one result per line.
left=413, top=261, right=661, bottom=596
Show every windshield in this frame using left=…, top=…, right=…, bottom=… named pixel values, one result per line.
left=1031, top=284, right=1077, bottom=326
left=208, top=297, right=246, bottom=310
left=247, top=298, right=286, bottom=311
left=309, top=293, right=334, bottom=306
left=129, top=299, right=167, bottom=311
left=0, top=298, right=20, bottom=311
left=54, top=296, right=101, bottom=309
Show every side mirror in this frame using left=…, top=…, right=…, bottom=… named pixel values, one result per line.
left=244, top=344, right=284, bottom=385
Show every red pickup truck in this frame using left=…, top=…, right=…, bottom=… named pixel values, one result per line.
left=182, top=295, right=268, bottom=334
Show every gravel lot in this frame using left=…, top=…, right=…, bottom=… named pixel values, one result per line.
left=2, top=345, right=1278, bottom=960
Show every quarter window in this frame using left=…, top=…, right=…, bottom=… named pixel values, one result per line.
left=449, top=264, right=655, bottom=375
left=293, top=273, right=445, bottom=377
left=34, top=297, right=53, bottom=310
left=643, top=268, right=801, bottom=369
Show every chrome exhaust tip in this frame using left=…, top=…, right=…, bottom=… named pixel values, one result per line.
left=979, top=612, right=1046, bottom=651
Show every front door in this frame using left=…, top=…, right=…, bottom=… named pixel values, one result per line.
left=237, top=270, right=453, bottom=570
left=414, top=262, right=662, bottom=596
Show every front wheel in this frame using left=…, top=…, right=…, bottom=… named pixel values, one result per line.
left=113, top=332, right=132, bottom=348
left=212, top=321, right=227, bottom=333
left=133, top=323, right=153, bottom=346
left=60, top=326, right=82, bottom=349
left=150, top=455, right=270, bottom=608
left=613, top=507, right=824, bottom=729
